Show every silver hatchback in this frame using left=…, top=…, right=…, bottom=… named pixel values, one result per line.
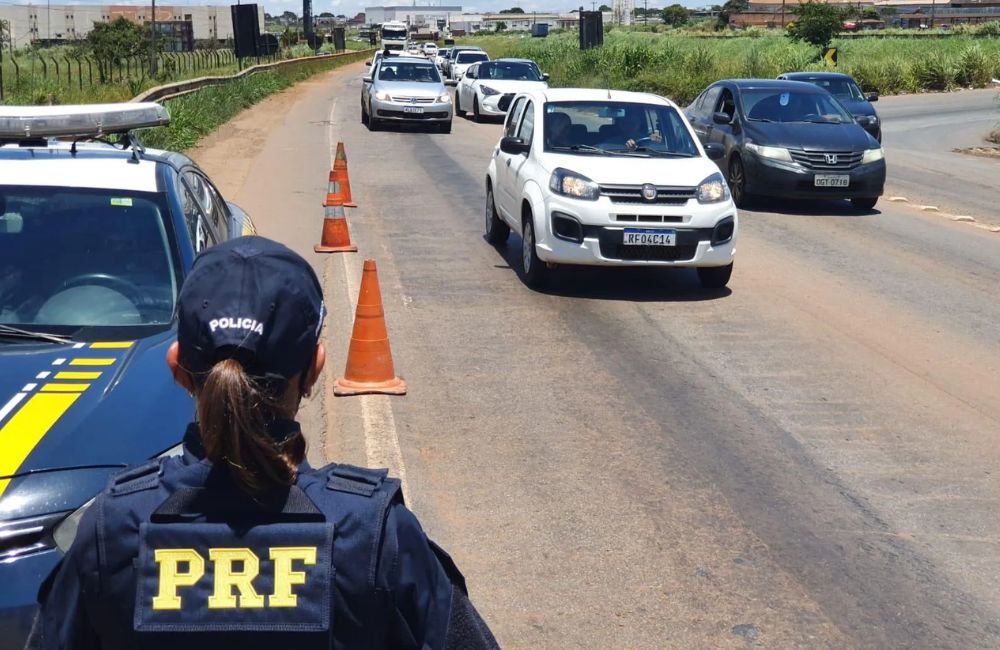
left=362, top=56, right=453, bottom=133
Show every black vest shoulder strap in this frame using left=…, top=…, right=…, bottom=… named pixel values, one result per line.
left=324, top=463, right=390, bottom=497
left=107, top=459, right=163, bottom=496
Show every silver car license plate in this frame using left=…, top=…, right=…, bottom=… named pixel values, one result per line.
left=814, top=174, right=849, bottom=187
left=403, top=106, right=424, bottom=114
left=623, top=229, right=676, bottom=247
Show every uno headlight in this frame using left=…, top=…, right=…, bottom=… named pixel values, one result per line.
left=480, top=85, right=500, bottom=97
left=862, top=147, right=884, bottom=164
left=375, top=90, right=391, bottom=101
left=549, top=168, right=600, bottom=201
left=745, top=142, right=792, bottom=162
left=52, top=442, right=184, bottom=553
left=697, top=172, right=731, bottom=204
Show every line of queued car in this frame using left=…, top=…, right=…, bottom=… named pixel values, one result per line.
left=361, top=44, right=886, bottom=291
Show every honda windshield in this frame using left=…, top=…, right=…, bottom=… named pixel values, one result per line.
left=742, top=89, right=853, bottom=124
left=0, top=186, right=179, bottom=338
left=543, top=101, right=701, bottom=158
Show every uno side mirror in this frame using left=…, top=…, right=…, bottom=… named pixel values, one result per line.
left=362, top=77, right=373, bottom=84
left=499, top=136, right=530, bottom=155
left=445, top=79, right=457, bottom=87
left=541, top=73, right=550, bottom=81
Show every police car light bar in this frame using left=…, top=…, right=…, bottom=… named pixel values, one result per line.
left=0, top=103, right=169, bottom=139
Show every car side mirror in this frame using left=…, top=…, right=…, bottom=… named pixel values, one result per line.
left=712, top=111, right=732, bottom=125
left=703, top=143, right=725, bottom=161
left=866, top=92, right=879, bottom=102
left=445, top=79, right=457, bottom=87
left=226, top=202, right=255, bottom=236
left=499, top=136, right=530, bottom=155
left=365, top=60, right=372, bottom=66
left=363, top=77, right=373, bottom=84
left=541, top=73, right=550, bottom=81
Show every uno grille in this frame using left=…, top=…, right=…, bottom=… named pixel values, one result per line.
left=614, top=214, right=684, bottom=224
left=789, top=149, right=863, bottom=171
left=599, top=184, right=696, bottom=205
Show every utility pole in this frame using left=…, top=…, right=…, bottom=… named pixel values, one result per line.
left=929, top=0, right=936, bottom=27
left=781, top=0, right=786, bottom=27
left=644, top=0, right=647, bottom=26
left=150, top=0, right=157, bottom=76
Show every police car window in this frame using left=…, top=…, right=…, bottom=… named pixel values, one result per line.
left=518, top=101, right=535, bottom=144
left=0, top=186, right=178, bottom=333
left=180, top=183, right=216, bottom=253
left=505, top=98, right=526, bottom=138
left=183, top=171, right=226, bottom=240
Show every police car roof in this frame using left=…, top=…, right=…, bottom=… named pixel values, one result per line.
left=0, top=141, right=170, bottom=192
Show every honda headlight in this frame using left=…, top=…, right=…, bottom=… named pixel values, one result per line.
left=52, top=443, right=183, bottom=553
left=697, top=172, right=731, bottom=204
left=375, top=90, right=390, bottom=101
left=862, top=147, right=884, bottom=164
left=745, top=142, right=792, bottom=162
left=549, top=168, right=600, bottom=201
left=480, top=85, right=500, bottom=96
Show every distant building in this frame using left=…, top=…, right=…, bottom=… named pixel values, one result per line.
left=733, top=0, right=1000, bottom=27
left=365, top=5, right=462, bottom=31
left=0, top=4, right=265, bottom=49
left=450, top=11, right=615, bottom=33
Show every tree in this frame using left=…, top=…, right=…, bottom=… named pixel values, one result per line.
left=319, top=12, right=334, bottom=17
left=281, top=11, right=298, bottom=21
left=717, top=0, right=747, bottom=29
left=495, top=21, right=508, bottom=31
left=598, top=4, right=612, bottom=11
left=787, top=0, right=846, bottom=48
left=661, top=4, right=691, bottom=26
left=499, top=7, right=525, bottom=13
left=86, top=17, right=149, bottom=82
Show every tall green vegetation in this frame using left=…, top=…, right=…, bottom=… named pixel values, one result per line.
left=474, top=31, right=1000, bottom=105
left=87, top=17, right=150, bottom=83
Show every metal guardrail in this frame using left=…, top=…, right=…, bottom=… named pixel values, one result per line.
left=131, top=49, right=374, bottom=103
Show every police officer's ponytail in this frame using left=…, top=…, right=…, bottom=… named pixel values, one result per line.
left=197, top=358, right=306, bottom=495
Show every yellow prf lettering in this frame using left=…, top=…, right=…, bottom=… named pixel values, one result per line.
left=152, top=549, right=205, bottom=610
left=207, top=548, right=265, bottom=609
left=268, top=547, right=317, bottom=607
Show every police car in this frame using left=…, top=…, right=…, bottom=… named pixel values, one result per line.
left=0, top=103, right=253, bottom=648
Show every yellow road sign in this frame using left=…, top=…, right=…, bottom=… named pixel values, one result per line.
left=823, top=47, right=838, bottom=66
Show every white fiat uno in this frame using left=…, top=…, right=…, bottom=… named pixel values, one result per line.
left=485, top=88, right=738, bottom=288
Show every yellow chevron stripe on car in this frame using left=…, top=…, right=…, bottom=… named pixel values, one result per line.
left=40, top=383, right=89, bottom=393
left=90, top=341, right=135, bottom=349
left=54, top=371, right=102, bottom=380
left=0, top=392, right=83, bottom=498
left=69, top=358, right=117, bottom=366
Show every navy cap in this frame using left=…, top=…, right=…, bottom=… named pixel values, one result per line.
left=177, top=236, right=325, bottom=381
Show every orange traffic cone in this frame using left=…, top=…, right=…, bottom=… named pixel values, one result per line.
left=324, top=172, right=349, bottom=207
left=314, top=198, right=358, bottom=254
left=334, top=260, right=406, bottom=396
left=334, top=142, right=357, bottom=208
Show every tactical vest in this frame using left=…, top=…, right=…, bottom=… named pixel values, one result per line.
left=86, top=456, right=408, bottom=650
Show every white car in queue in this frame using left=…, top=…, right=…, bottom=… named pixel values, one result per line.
left=455, top=59, right=549, bottom=122
left=449, top=50, right=490, bottom=81
left=485, top=89, right=738, bottom=288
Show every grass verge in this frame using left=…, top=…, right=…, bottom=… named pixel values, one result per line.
left=139, top=51, right=368, bottom=151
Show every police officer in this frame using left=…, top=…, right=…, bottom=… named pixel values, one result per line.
left=29, top=236, right=498, bottom=650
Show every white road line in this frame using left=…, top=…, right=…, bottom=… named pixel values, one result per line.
left=0, top=392, right=27, bottom=425
left=326, top=96, right=410, bottom=504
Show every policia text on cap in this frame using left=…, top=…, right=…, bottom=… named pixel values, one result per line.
left=28, top=236, right=499, bottom=650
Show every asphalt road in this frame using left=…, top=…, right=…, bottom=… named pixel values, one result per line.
left=878, top=87, right=999, bottom=223
left=192, top=64, right=1000, bottom=648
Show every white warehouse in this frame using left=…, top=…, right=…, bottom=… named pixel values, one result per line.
left=0, top=4, right=265, bottom=49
